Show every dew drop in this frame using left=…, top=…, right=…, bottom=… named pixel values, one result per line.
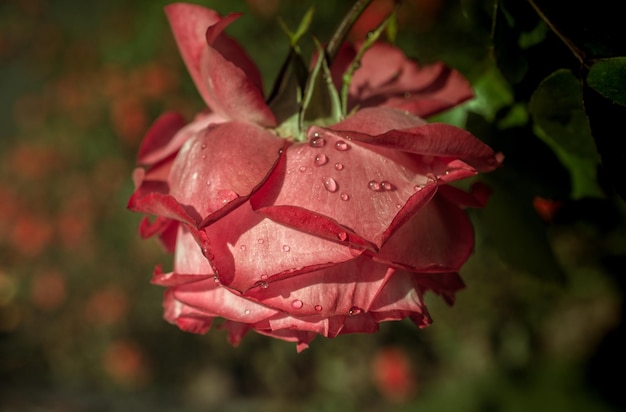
left=299, top=166, right=307, bottom=172
left=213, top=275, right=220, bottom=285
left=282, top=245, right=291, bottom=252
left=291, top=299, right=303, bottom=309
left=334, top=162, right=344, bottom=171
left=380, top=181, right=393, bottom=191
left=368, top=180, right=381, bottom=191
left=244, top=309, right=251, bottom=315
left=349, top=306, right=363, bottom=315
left=335, top=140, right=350, bottom=151
left=310, top=135, right=326, bottom=147
left=314, top=305, right=323, bottom=312
left=256, top=281, right=269, bottom=289
left=340, top=192, right=350, bottom=201
left=257, top=238, right=264, bottom=244
left=200, top=143, right=207, bottom=150
left=260, top=274, right=268, bottom=281
left=278, top=148, right=284, bottom=155
left=322, top=177, right=338, bottom=192
left=314, top=154, right=328, bottom=166
left=240, top=245, right=247, bottom=251
left=337, top=231, right=348, bottom=241
left=201, top=154, right=207, bottom=160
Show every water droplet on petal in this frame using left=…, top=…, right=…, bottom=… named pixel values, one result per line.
left=337, top=231, right=348, bottom=241
left=314, top=154, right=328, bottom=166
left=201, top=143, right=207, bottom=150
left=260, top=274, right=268, bottom=281
left=257, top=238, right=264, bottom=244
left=244, top=309, right=251, bottom=315
left=340, top=193, right=349, bottom=201
left=310, top=135, right=326, bottom=147
left=299, top=166, right=307, bottom=172
left=213, top=275, right=220, bottom=285
left=278, top=148, right=284, bottom=155
left=216, top=190, right=238, bottom=205
left=255, top=280, right=269, bottom=289
left=368, top=180, right=381, bottom=191
left=282, top=245, right=290, bottom=252
left=335, top=140, right=350, bottom=151
left=334, top=162, right=344, bottom=171
left=381, top=181, right=393, bottom=191
left=322, top=177, right=338, bottom=192
left=349, top=306, right=363, bottom=315
left=291, top=299, right=303, bottom=309
left=314, top=305, right=322, bottom=312
left=240, top=245, right=247, bottom=251
left=201, top=154, right=207, bottom=160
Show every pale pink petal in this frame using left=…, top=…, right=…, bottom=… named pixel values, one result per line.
left=201, top=201, right=360, bottom=293
left=373, top=192, right=475, bottom=272
left=168, top=121, right=284, bottom=225
left=165, top=3, right=221, bottom=108
left=251, top=124, right=444, bottom=249
left=331, top=108, right=502, bottom=173
left=138, top=111, right=226, bottom=166
left=332, top=42, right=474, bottom=118
left=165, top=3, right=274, bottom=126
left=244, top=256, right=395, bottom=317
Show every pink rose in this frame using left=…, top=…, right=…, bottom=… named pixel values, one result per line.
left=128, top=3, right=502, bottom=351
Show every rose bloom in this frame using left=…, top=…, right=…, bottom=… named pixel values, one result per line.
left=128, top=3, right=502, bottom=351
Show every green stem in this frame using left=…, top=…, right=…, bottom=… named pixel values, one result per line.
left=325, top=0, right=373, bottom=63
left=340, top=5, right=400, bottom=115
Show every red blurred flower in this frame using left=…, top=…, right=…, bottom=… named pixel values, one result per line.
left=372, top=346, right=416, bottom=402
left=128, top=3, right=501, bottom=351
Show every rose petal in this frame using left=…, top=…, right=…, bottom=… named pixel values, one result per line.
left=202, top=201, right=360, bottom=292
left=244, top=256, right=395, bottom=317
left=373, top=192, right=475, bottom=272
left=252, top=124, right=445, bottom=249
left=165, top=3, right=274, bottom=126
left=168, top=121, right=284, bottom=225
left=331, top=108, right=502, bottom=172
left=138, top=111, right=225, bottom=166
left=333, top=42, right=473, bottom=118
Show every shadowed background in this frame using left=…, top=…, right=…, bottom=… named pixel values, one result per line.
left=1, top=0, right=624, bottom=410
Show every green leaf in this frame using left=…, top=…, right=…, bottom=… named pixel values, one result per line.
left=492, top=0, right=528, bottom=84
left=529, top=69, right=597, bottom=159
left=277, top=6, right=315, bottom=47
left=529, top=69, right=602, bottom=198
left=480, top=181, right=566, bottom=283
left=586, top=57, right=626, bottom=107
left=465, top=64, right=514, bottom=122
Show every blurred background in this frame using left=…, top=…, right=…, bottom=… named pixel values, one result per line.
left=1, top=0, right=624, bottom=410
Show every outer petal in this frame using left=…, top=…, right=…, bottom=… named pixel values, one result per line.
left=138, top=111, right=225, bottom=166
left=252, top=122, right=450, bottom=249
left=160, top=226, right=282, bottom=325
left=372, top=192, right=475, bottom=273
left=165, top=3, right=275, bottom=127
left=331, top=107, right=502, bottom=173
left=332, top=42, right=473, bottom=118
left=168, top=120, right=284, bottom=225
left=244, top=256, right=396, bottom=318
left=201, top=201, right=361, bottom=293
